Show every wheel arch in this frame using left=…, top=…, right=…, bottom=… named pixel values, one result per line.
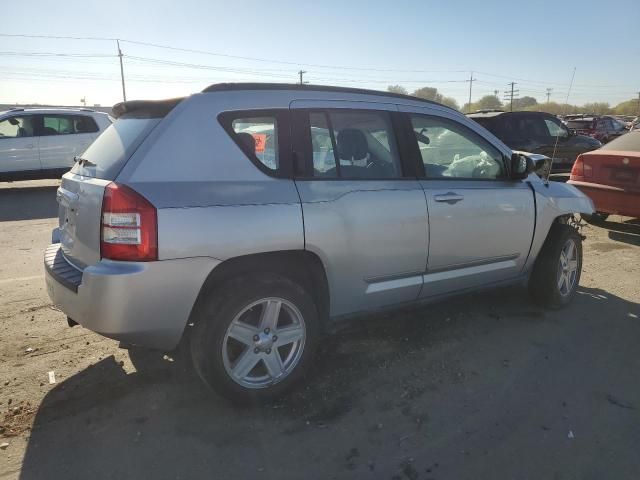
left=187, top=250, right=330, bottom=332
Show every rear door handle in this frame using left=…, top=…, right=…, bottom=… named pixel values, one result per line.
left=434, top=192, right=464, bottom=204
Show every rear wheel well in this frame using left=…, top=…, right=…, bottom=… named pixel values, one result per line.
left=189, top=250, right=330, bottom=331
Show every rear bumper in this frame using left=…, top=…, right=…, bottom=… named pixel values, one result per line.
left=568, top=180, right=640, bottom=218
left=44, top=243, right=219, bottom=350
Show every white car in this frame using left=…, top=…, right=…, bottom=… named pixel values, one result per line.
left=0, top=108, right=111, bottom=181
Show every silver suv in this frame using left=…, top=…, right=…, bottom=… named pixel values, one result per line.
left=0, top=107, right=111, bottom=181
left=45, top=84, right=594, bottom=401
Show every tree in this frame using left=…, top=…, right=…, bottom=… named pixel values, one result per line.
left=411, top=87, right=440, bottom=101
left=411, top=87, right=460, bottom=111
left=613, top=99, right=640, bottom=116
left=476, top=95, right=503, bottom=111
left=387, top=85, right=408, bottom=95
left=440, top=96, right=460, bottom=111
left=581, top=102, right=611, bottom=115
left=512, top=96, right=537, bottom=110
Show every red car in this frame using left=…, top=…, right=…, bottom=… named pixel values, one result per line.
left=569, top=131, right=640, bottom=221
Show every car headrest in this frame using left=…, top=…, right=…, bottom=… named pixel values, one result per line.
left=337, top=128, right=368, bottom=161
left=236, top=132, right=256, bottom=155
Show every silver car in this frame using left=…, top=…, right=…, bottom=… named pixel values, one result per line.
left=44, top=84, right=594, bottom=401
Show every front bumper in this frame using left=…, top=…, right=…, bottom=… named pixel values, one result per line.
left=44, top=243, right=219, bottom=350
left=568, top=180, right=640, bottom=218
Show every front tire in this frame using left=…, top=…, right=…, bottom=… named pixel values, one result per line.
left=190, top=274, right=320, bottom=403
left=529, top=223, right=583, bottom=308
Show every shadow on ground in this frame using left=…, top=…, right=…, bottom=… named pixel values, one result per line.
left=18, top=287, right=640, bottom=479
left=0, top=184, right=58, bottom=222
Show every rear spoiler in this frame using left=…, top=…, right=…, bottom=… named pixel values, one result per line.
left=111, top=97, right=185, bottom=119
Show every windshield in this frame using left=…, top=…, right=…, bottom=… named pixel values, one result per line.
left=70, top=117, right=160, bottom=180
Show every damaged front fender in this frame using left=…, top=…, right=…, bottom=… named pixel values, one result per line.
left=523, top=173, right=594, bottom=273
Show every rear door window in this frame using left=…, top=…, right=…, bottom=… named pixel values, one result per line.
left=306, top=110, right=401, bottom=179
left=41, top=114, right=99, bottom=136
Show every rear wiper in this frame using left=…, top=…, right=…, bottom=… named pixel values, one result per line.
left=73, top=156, right=96, bottom=167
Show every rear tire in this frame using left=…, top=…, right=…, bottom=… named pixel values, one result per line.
left=529, top=223, right=582, bottom=308
left=190, top=273, right=320, bottom=403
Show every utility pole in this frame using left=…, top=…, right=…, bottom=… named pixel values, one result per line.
left=503, top=82, right=518, bottom=112
left=494, top=90, right=499, bottom=98
left=637, top=91, right=640, bottom=116
left=117, top=39, right=127, bottom=102
left=546, top=88, right=553, bottom=103
left=466, top=71, right=475, bottom=113
left=298, top=70, right=307, bottom=85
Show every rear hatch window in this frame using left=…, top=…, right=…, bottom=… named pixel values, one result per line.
left=70, top=116, right=161, bottom=180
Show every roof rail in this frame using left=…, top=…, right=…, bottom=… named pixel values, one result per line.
left=9, top=107, right=24, bottom=112
left=79, top=108, right=95, bottom=112
left=201, top=82, right=451, bottom=110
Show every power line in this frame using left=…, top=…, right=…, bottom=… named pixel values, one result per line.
left=0, top=33, right=116, bottom=41
left=1, top=34, right=635, bottom=91
left=0, top=51, right=116, bottom=57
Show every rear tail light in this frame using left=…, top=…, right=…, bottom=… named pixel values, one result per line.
left=571, top=155, right=584, bottom=179
left=100, top=182, right=157, bottom=261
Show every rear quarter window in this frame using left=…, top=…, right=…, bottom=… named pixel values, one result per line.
left=218, top=110, right=291, bottom=177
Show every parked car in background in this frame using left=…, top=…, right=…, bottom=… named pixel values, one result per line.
left=565, top=115, right=627, bottom=144
left=45, top=83, right=593, bottom=402
left=569, top=130, right=640, bottom=221
left=0, top=107, right=111, bottom=181
left=467, top=110, right=601, bottom=173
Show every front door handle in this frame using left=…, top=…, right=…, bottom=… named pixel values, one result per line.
left=434, top=192, right=464, bottom=204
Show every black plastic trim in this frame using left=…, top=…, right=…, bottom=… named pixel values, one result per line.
left=44, top=244, right=82, bottom=293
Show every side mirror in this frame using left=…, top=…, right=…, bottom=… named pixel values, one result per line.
left=510, top=153, right=534, bottom=180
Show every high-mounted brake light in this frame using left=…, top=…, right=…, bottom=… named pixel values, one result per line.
left=100, top=183, right=157, bottom=261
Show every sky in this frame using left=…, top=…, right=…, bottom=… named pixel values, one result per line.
left=2, top=0, right=639, bottom=109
